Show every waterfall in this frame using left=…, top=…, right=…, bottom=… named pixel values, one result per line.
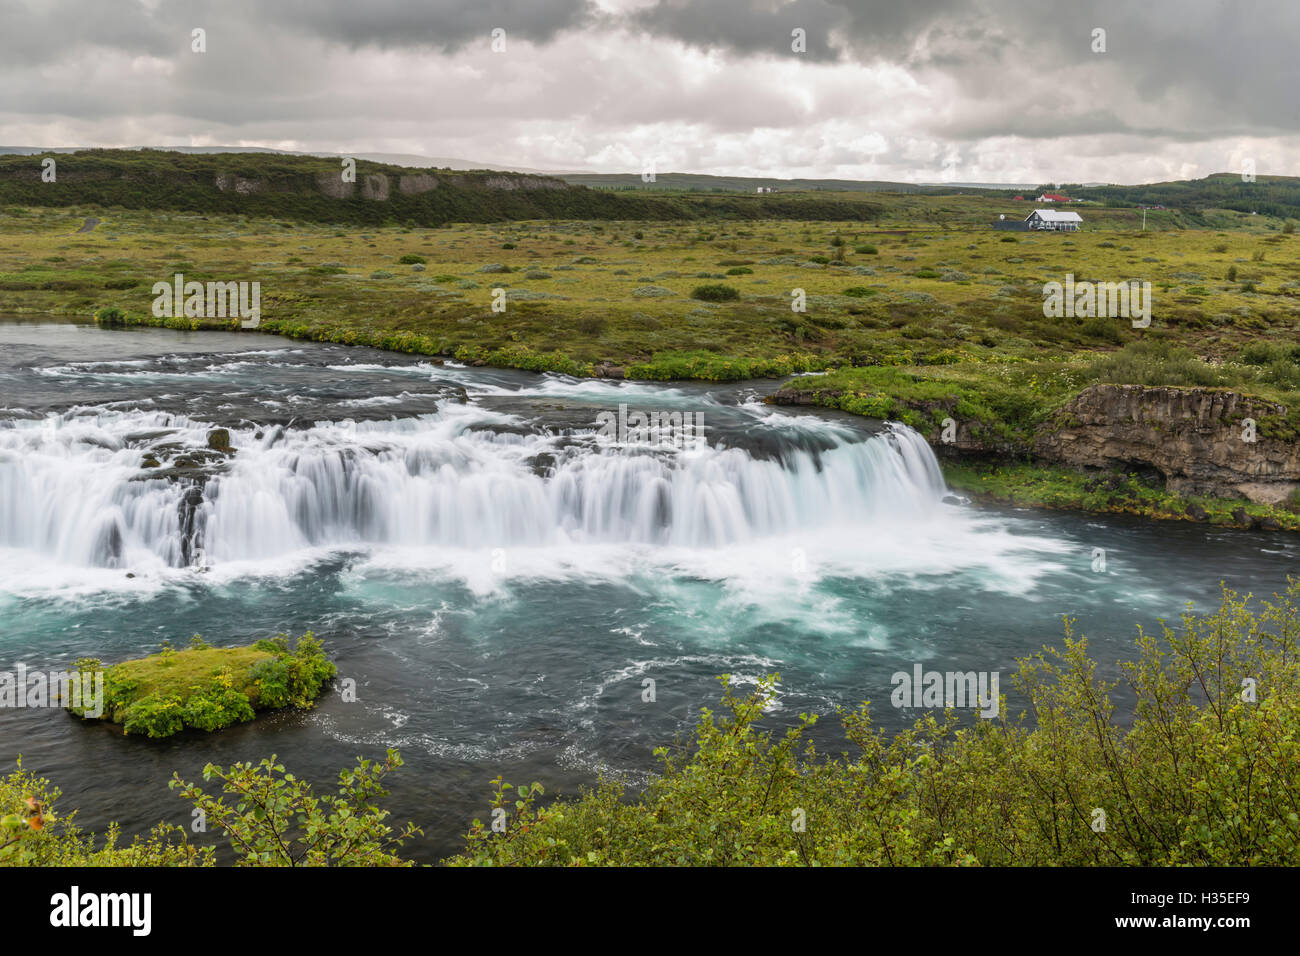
left=0, top=405, right=949, bottom=569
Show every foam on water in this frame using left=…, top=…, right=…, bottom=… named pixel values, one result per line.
left=0, top=394, right=1074, bottom=605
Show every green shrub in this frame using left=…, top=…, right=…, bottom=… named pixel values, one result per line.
left=725, top=266, right=753, bottom=275
left=170, top=750, right=419, bottom=866
left=1238, top=341, right=1286, bottom=365
left=690, top=284, right=740, bottom=302
left=1, top=760, right=210, bottom=867
left=284, top=632, right=337, bottom=707
left=93, top=306, right=127, bottom=326
left=121, top=695, right=185, bottom=738
left=397, top=254, right=426, bottom=265
left=854, top=244, right=878, bottom=255
left=249, top=658, right=292, bottom=709
left=181, top=685, right=256, bottom=732
left=1081, top=315, right=1124, bottom=344
left=1085, top=340, right=1225, bottom=388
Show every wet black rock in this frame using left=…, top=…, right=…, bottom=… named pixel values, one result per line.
left=525, top=452, right=557, bottom=476
left=207, top=428, right=233, bottom=453
left=178, top=485, right=205, bottom=566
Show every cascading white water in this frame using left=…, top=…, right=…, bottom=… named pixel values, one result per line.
left=0, top=403, right=949, bottom=568
left=0, top=413, right=195, bottom=569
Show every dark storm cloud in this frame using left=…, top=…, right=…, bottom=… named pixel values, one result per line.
left=626, top=0, right=844, bottom=60
left=260, top=0, right=592, bottom=51
left=623, top=0, right=1300, bottom=138
left=627, top=0, right=983, bottom=65
left=0, top=0, right=592, bottom=62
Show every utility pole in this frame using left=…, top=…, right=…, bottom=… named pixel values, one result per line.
left=1142, top=207, right=1147, bottom=231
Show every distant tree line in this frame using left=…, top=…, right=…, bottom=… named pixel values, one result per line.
left=1023, top=174, right=1300, bottom=221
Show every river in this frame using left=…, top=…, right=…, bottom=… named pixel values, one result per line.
left=0, top=317, right=1294, bottom=861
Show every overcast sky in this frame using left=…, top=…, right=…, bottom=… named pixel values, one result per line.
left=1, top=0, right=1296, bottom=184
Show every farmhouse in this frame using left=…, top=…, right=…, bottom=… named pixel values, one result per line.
left=1035, top=191, right=1073, bottom=202
left=1025, top=208, right=1082, bottom=231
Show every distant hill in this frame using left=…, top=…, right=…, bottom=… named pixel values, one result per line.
left=1058, top=174, right=1300, bottom=221
left=0, top=145, right=557, bottom=174
left=0, top=149, right=883, bottom=226
left=551, top=171, right=1300, bottom=220
left=555, top=171, right=941, bottom=193
left=3, top=149, right=1295, bottom=224
left=559, top=172, right=1055, bottom=194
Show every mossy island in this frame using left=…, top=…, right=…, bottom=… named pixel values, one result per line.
left=67, top=634, right=336, bottom=738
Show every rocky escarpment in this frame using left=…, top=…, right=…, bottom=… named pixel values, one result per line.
left=1033, top=385, right=1300, bottom=504
left=0, top=151, right=885, bottom=226
left=309, top=170, right=566, bottom=201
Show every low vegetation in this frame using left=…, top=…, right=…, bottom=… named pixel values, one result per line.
left=1, top=750, right=417, bottom=867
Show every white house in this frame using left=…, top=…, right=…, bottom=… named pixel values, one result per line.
left=1025, top=208, right=1083, bottom=231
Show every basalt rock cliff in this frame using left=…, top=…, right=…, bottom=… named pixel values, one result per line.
left=1032, top=384, right=1299, bottom=504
